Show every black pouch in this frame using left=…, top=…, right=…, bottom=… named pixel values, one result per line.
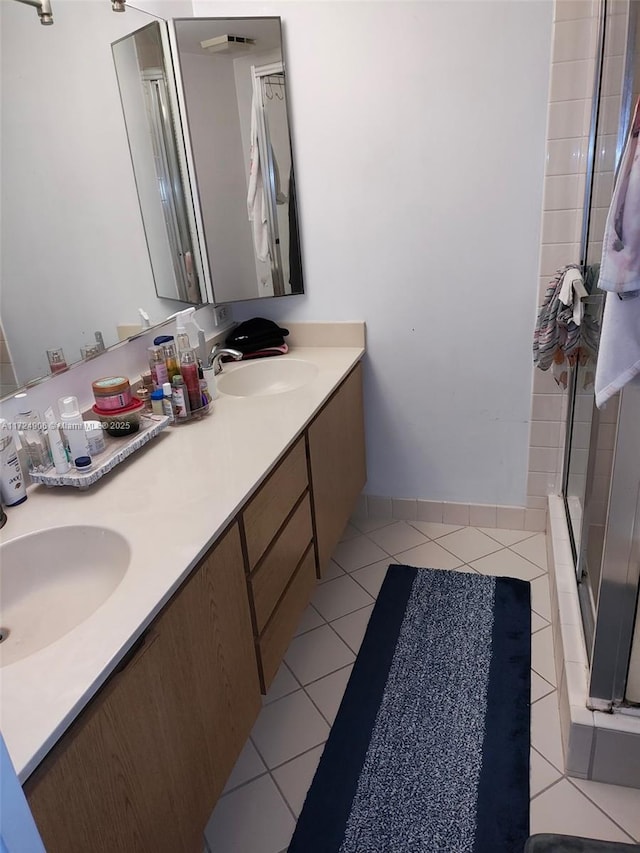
left=225, top=318, right=289, bottom=354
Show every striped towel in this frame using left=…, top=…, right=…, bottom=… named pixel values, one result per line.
left=533, top=265, right=598, bottom=388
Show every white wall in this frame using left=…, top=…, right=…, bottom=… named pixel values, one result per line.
left=195, top=0, right=553, bottom=506
left=0, top=0, right=194, bottom=387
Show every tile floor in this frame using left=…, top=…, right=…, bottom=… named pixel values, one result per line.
left=204, top=518, right=640, bottom=852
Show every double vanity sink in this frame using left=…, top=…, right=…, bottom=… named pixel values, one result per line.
left=0, top=338, right=365, bottom=798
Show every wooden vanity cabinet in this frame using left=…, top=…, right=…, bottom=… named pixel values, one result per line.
left=24, top=523, right=261, bottom=853
left=307, top=363, right=366, bottom=575
left=242, top=438, right=317, bottom=691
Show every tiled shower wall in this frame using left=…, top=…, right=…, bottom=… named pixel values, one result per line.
left=0, top=319, right=19, bottom=400
left=527, top=0, right=626, bottom=525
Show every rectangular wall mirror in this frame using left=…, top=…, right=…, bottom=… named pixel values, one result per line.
left=169, top=17, right=304, bottom=303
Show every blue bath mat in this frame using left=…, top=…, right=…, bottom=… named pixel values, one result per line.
left=288, top=565, right=531, bottom=853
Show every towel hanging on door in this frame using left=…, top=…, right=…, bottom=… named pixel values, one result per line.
left=595, top=97, right=640, bottom=407
left=247, top=95, right=270, bottom=262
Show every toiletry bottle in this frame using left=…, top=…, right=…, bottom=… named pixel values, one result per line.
left=0, top=419, right=27, bottom=506
left=47, top=347, right=67, bottom=374
left=44, top=407, right=71, bottom=474
left=59, top=396, right=91, bottom=467
left=148, top=346, right=169, bottom=388
left=150, top=388, right=165, bottom=415
left=94, top=331, right=105, bottom=352
left=162, top=382, right=175, bottom=423
left=171, top=375, right=190, bottom=420
left=198, top=362, right=211, bottom=408
left=14, top=394, right=52, bottom=473
left=84, top=420, right=106, bottom=456
left=177, top=332, right=201, bottom=412
left=162, top=339, right=180, bottom=383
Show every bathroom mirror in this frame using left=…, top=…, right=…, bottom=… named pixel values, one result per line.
left=169, top=17, right=304, bottom=303
left=0, top=0, right=199, bottom=397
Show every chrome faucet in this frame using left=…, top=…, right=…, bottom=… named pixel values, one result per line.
left=208, top=345, right=243, bottom=375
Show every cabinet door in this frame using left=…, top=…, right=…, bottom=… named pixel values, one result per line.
left=25, top=523, right=260, bottom=853
left=308, top=363, right=366, bottom=575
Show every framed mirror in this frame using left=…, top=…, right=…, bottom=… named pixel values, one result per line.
left=0, top=0, right=201, bottom=398
left=169, top=17, right=304, bottom=303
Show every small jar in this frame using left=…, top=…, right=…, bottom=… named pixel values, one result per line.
left=92, top=376, right=132, bottom=411
left=74, top=456, right=93, bottom=472
left=84, top=421, right=106, bottom=456
left=47, top=347, right=67, bottom=374
left=134, top=387, right=152, bottom=414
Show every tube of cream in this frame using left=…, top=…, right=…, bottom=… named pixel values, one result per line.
left=44, top=407, right=71, bottom=474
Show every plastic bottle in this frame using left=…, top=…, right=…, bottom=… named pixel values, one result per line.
left=0, top=419, right=27, bottom=506
left=14, top=394, right=51, bottom=473
left=198, top=362, right=212, bottom=408
left=150, top=388, right=165, bottom=415
left=162, top=382, right=175, bottom=423
left=171, top=375, right=190, bottom=420
left=148, top=346, right=169, bottom=388
left=59, top=396, right=91, bottom=467
left=177, top=332, right=201, bottom=412
left=162, top=339, right=180, bottom=383
left=44, top=407, right=71, bottom=474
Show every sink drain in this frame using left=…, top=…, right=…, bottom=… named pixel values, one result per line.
left=0, top=629, right=9, bottom=643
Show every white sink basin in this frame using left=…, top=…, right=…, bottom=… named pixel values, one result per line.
left=0, top=526, right=130, bottom=667
left=217, top=358, right=318, bottom=397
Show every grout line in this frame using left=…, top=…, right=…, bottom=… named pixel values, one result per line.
left=565, top=776, right=640, bottom=844
left=269, top=768, right=299, bottom=823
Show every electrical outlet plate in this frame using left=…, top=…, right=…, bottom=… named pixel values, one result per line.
left=213, top=304, right=231, bottom=326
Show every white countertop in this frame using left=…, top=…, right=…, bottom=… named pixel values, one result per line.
left=0, top=344, right=364, bottom=782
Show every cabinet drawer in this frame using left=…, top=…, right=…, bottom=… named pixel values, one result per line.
left=251, top=493, right=313, bottom=634
left=258, top=546, right=316, bottom=690
left=243, top=437, right=308, bottom=570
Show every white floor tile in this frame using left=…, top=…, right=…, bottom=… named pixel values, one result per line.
left=530, top=748, right=562, bottom=797
left=407, top=521, right=463, bottom=539
left=470, top=548, right=545, bottom=581
left=530, top=779, right=635, bottom=843
left=272, top=745, right=325, bottom=818
left=531, top=574, right=553, bottom=621
left=394, top=540, right=464, bottom=571
left=223, top=739, right=267, bottom=794
left=531, top=611, right=550, bottom=634
left=436, top=527, right=504, bottom=563
left=331, top=604, right=374, bottom=654
left=532, top=671, right=556, bottom=703
left=251, top=690, right=329, bottom=769
left=331, top=535, right=389, bottom=572
left=350, top=559, right=394, bottom=598
left=293, top=604, right=325, bottom=637
left=366, top=521, right=428, bottom=555
left=531, top=691, right=564, bottom=772
left=263, top=662, right=300, bottom=705
left=571, top=777, right=640, bottom=842
left=205, top=775, right=295, bottom=853
left=285, top=624, right=355, bottom=685
left=479, top=527, right=536, bottom=546
left=532, top=626, right=558, bottom=687
left=319, top=559, right=346, bottom=583
left=311, top=574, right=374, bottom=621
left=305, top=665, right=353, bottom=725
left=510, top=533, right=548, bottom=570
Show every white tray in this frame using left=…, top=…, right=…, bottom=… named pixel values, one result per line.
left=30, top=414, right=171, bottom=490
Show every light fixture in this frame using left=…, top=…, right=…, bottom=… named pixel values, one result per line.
left=200, top=34, right=256, bottom=54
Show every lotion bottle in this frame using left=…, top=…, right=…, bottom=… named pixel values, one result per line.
left=44, top=407, right=71, bottom=474
left=59, top=396, right=91, bottom=467
left=0, top=419, right=27, bottom=505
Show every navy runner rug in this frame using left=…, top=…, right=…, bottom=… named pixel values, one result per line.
left=288, top=564, right=531, bottom=853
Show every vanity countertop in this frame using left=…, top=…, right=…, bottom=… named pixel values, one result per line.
left=0, top=343, right=364, bottom=782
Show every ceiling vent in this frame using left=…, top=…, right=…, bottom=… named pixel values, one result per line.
left=200, top=34, right=256, bottom=54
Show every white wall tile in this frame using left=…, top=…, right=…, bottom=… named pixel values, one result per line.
left=542, top=208, right=581, bottom=243
left=469, top=504, right=497, bottom=528
left=525, top=508, right=547, bottom=531
left=532, top=393, right=565, bottom=421
left=416, top=500, right=443, bottom=523
left=547, top=137, right=588, bottom=175
left=391, top=498, right=417, bottom=520
left=530, top=420, right=563, bottom=447
left=552, top=17, right=597, bottom=63
left=533, top=367, right=563, bottom=394
left=550, top=58, right=597, bottom=101
left=544, top=173, right=586, bottom=210
left=540, top=242, right=581, bottom=276
left=442, top=502, right=470, bottom=526
left=528, top=470, right=559, bottom=497
left=554, top=0, right=598, bottom=23
left=530, top=446, right=560, bottom=473
left=548, top=98, right=592, bottom=141
left=496, top=506, right=526, bottom=530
